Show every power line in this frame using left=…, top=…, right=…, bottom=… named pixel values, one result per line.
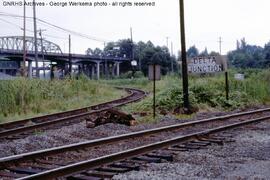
left=0, top=18, right=66, bottom=40
left=37, top=18, right=111, bottom=42
left=42, top=33, right=67, bottom=40
left=0, top=17, right=23, bottom=29
left=0, top=11, right=112, bottom=42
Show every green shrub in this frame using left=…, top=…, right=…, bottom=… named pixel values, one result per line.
left=127, top=69, right=270, bottom=114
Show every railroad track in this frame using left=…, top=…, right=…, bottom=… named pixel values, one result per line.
left=0, top=107, right=269, bottom=179
left=0, top=87, right=147, bottom=140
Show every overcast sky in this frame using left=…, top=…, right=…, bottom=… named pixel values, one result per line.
left=0, top=0, right=270, bottom=55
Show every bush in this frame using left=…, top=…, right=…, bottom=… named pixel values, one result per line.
left=119, top=71, right=145, bottom=79
left=150, top=69, right=270, bottom=112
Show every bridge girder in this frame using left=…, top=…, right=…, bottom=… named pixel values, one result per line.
left=0, top=36, right=62, bottom=54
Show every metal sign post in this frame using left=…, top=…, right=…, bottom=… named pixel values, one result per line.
left=148, top=64, right=161, bottom=119
left=225, top=71, right=229, bottom=100
left=69, top=35, right=72, bottom=77
left=153, top=65, right=156, bottom=119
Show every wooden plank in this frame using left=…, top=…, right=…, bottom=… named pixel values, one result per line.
left=7, top=167, right=42, bottom=175
left=132, top=156, right=161, bottom=163
left=95, top=167, right=130, bottom=173
left=85, top=170, right=116, bottom=178
left=0, top=170, right=27, bottom=178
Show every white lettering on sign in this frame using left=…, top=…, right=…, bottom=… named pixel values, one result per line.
left=188, top=56, right=226, bottom=74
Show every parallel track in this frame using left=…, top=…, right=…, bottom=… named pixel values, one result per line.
left=0, top=87, right=147, bottom=140
left=0, top=107, right=269, bottom=179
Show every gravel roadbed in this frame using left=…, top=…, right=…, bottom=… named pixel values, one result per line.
left=113, top=120, right=270, bottom=179
left=0, top=105, right=269, bottom=158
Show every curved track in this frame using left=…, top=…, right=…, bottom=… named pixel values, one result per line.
left=0, top=107, right=269, bottom=179
left=0, top=87, right=147, bottom=140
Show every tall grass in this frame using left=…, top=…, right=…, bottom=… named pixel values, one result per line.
left=1, top=70, right=269, bottom=123
left=0, top=76, right=123, bottom=122
left=119, top=69, right=270, bottom=120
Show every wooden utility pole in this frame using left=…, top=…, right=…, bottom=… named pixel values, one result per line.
left=171, top=41, right=174, bottom=72
left=130, top=27, right=134, bottom=60
left=39, top=29, right=46, bottom=78
left=69, top=35, right=72, bottom=76
left=219, top=36, right=229, bottom=100
left=166, top=37, right=169, bottom=49
left=130, top=27, right=135, bottom=78
left=218, top=37, right=222, bottom=55
left=153, top=64, right=156, bottom=119
left=179, top=0, right=190, bottom=111
left=33, top=0, right=39, bottom=78
left=22, top=0, right=26, bottom=77
left=138, top=47, right=142, bottom=71
left=104, top=42, right=108, bottom=79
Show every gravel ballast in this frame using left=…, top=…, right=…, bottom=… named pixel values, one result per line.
left=1, top=106, right=269, bottom=159
left=113, top=120, right=270, bottom=179
left=0, top=106, right=269, bottom=179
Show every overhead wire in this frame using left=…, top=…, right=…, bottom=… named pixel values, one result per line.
left=0, top=11, right=112, bottom=42
left=0, top=18, right=68, bottom=40
left=0, top=17, right=23, bottom=30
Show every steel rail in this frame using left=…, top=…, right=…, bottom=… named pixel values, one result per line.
left=0, top=87, right=146, bottom=138
left=0, top=87, right=142, bottom=129
left=17, top=115, right=270, bottom=180
left=0, top=107, right=269, bottom=166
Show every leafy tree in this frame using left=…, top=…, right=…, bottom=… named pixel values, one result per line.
left=262, top=42, right=270, bottom=67
left=86, top=48, right=104, bottom=56
left=86, top=48, right=93, bottom=55
left=187, top=45, right=199, bottom=57
left=209, top=51, right=220, bottom=56
left=228, top=38, right=266, bottom=68
left=199, top=47, right=209, bottom=56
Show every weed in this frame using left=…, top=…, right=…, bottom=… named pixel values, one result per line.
left=0, top=77, right=122, bottom=122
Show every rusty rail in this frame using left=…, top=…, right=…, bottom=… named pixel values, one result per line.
left=17, top=114, right=270, bottom=180
left=0, top=87, right=147, bottom=139
left=0, top=108, right=269, bottom=179
left=0, top=107, right=269, bottom=166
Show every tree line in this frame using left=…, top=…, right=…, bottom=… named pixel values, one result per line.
left=228, top=38, right=270, bottom=68
left=86, top=39, right=178, bottom=76
left=86, top=38, right=270, bottom=76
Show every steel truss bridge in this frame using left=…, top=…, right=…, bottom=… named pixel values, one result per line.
left=0, top=36, right=62, bottom=54
left=0, top=36, right=129, bottom=79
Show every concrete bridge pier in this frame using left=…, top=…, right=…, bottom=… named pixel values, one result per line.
left=91, top=65, right=95, bottom=79
left=111, top=63, right=115, bottom=77
left=112, top=62, right=120, bottom=78
left=96, top=61, right=100, bottom=80
left=81, top=63, right=90, bottom=78
left=115, top=62, right=120, bottom=77
left=28, top=61, right=33, bottom=78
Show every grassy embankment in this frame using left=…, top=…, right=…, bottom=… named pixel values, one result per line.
left=1, top=69, right=269, bottom=124
left=105, top=69, right=270, bottom=123
left=0, top=76, right=124, bottom=123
